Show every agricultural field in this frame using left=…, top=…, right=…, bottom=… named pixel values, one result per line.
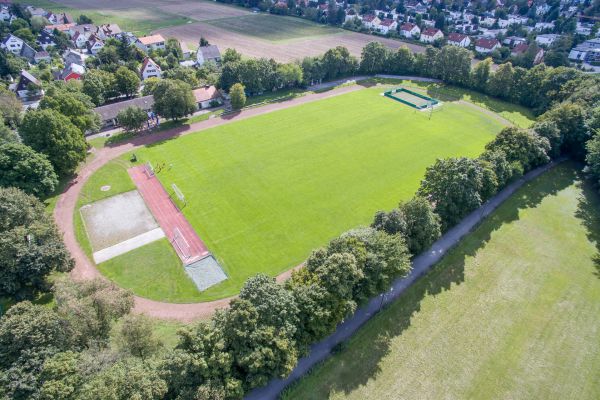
left=29, top=0, right=424, bottom=61
left=283, top=162, right=600, bottom=400
left=78, top=86, right=522, bottom=302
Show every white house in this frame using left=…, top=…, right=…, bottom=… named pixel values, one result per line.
left=135, top=34, right=166, bottom=53
left=378, top=18, right=397, bottom=35
left=192, top=85, right=223, bottom=109
left=71, top=31, right=89, bottom=48
left=140, top=57, right=162, bottom=80
left=362, top=14, right=381, bottom=30
left=86, top=35, right=104, bottom=55
left=197, top=45, right=221, bottom=66
left=475, top=37, right=501, bottom=53
left=400, top=22, right=420, bottom=38
left=447, top=32, right=471, bottom=47
left=1, top=34, right=24, bottom=55
left=534, top=22, right=554, bottom=31
left=95, top=24, right=122, bottom=40
left=535, top=34, right=560, bottom=47
left=420, top=28, right=443, bottom=44
left=0, top=6, right=12, bottom=22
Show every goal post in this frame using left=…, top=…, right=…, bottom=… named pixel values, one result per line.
left=170, top=183, right=187, bottom=209
left=171, top=227, right=191, bottom=261
left=145, top=161, right=155, bottom=177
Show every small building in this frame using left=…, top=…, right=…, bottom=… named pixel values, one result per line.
left=1, top=34, right=24, bottom=55
left=135, top=34, right=166, bottom=53
left=400, top=22, right=420, bottom=39
left=362, top=14, right=381, bottom=30
left=13, top=70, right=43, bottom=101
left=58, top=63, right=86, bottom=81
left=63, top=49, right=88, bottom=67
left=535, top=34, right=559, bottom=47
left=140, top=57, right=162, bottom=80
left=180, top=42, right=191, bottom=59
left=93, top=95, right=155, bottom=129
left=86, top=35, right=104, bottom=55
left=475, top=37, right=501, bottom=53
left=36, top=30, right=56, bottom=50
left=420, top=28, right=443, bottom=43
left=378, top=18, right=397, bottom=35
left=192, top=85, right=222, bottom=109
left=447, top=32, right=471, bottom=47
left=95, top=24, right=122, bottom=40
left=196, top=44, right=221, bottom=66
left=502, top=36, right=527, bottom=48
left=511, top=43, right=544, bottom=64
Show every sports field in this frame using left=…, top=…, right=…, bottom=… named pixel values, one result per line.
left=283, top=162, right=600, bottom=400
left=122, top=87, right=507, bottom=301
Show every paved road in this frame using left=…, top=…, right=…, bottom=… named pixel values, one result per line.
left=245, top=158, right=565, bottom=400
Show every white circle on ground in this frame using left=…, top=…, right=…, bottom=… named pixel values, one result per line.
left=100, top=185, right=111, bottom=192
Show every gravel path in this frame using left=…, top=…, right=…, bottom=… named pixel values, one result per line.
left=245, top=158, right=564, bottom=400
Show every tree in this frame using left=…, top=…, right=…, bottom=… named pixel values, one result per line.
left=222, top=48, right=242, bottom=64
left=53, top=278, right=134, bottom=347
left=585, top=133, right=600, bottom=188
left=539, top=102, right=589, bottom=159
left=486, top=62, right=515, bottom=99
left=77, top=14, right=93, bottom=24
left=0, top=116, right=18, bottom=144
left=360, top=41, right=389, bottom=74
left=152, top=79, right=196, bottom=120
left=0, top=302, right=70, bottom=400
left=0, top=187, right=73, bottom=298
left=434, top=46, right=471, bottom=86
left=82, top=69, right=116, bottom=106
left=479, top=149, right=518, bottom=188
left=79, top=358, right=167, bottom=400
left=471, top=58, right=492, bottom=92
left=117, top=106, right=148, bottom=132
left=114, top=66, right=141, bottom=98
left=387, top=46, right=415, bottom=75
left=19, top=109, right=87, bottom=176
left=0, top=142, right=58, bottom=197
left=485, top=127, right=550, bottom=171
left=418, top=157, right=493, bottom=230
left=163, top=67, right=199, bottom=88
left=141, top=76, right=161, bottom=96
left=199, top=36, right=210, bottom=47
left=229, top=83, right=246, bottom=110
left=399, top=197, right=441, bottom=255
left=39, top=88, right=100, bottom=133
left=277, top=63, right=303, bottom=88
left=532, top=120, right=562, bottom=158
left=116, top=314, right=162, bottom=358
left=39, top=351, right=83, bottom=400
left=0, top=89, right=23, bottom=127
left=320, top=46, right=358, bottom=80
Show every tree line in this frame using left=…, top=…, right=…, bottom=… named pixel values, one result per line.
left=1, top=41, right=599, bottom=399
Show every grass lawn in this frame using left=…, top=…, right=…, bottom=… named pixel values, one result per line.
left=126, top=86, right=505, bottom=301
left=97, top=238, right=200, bottom=303
left=206, top=14, right=341, bottom=42
left=283, top=162, right=600, bottom=400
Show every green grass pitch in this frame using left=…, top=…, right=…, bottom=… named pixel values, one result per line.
left=282, top=162, right=600, bottom=399
left=127, top=87, right=507, bottom=301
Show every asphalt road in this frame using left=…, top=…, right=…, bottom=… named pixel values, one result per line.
left=245, top=158, right=565, bottom=400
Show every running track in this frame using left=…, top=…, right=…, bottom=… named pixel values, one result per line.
left=129, top=165, right=209, bottom=263
left=53, top=76, right=514, bottom=322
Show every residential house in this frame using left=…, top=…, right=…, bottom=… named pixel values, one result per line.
left=196, top=44, right=221, bottom=66
left=511, top=43, right=544, bottom=64
left=534, top=22, right=554, bottom=31
left=180, top=42, right=191, bottom=59
left=569, top=38, right=600, bottom=63
left=0, top=6, right=12, bottom=22
left=12, top=70, right=43, bottom=101
left=135, top=34, right=166, bottom=53
left=362, top=14, right=381, bottom=30
left=26, top=6, right=47, bottom=18
left=535, top=33, right=559, bottom=47
left=86, top=35, right=105, bottom=55
left=19, top=42, right=37, bottom=63
left=447, top=32, right=471, bottom=47
left=71, top=31, right=89, bottom=48
left=45, top=12, right=73, bottom=25
left=114, top=32, right=138, bottom=46
left=420, top=28, right=443, bottom=43
left=400, top=22, right=420, bottom=38
left=192, top=85, right=223, bottom=109
left=140, top=57, right=161, bottom=80
left=502, top=35, right=527, bottom=47
left=93, top=95, right=154, bottom=129
left=475, top=37, right=501, bottom=53
left=95, top=24, right=122, bottom=40
left=34, top=51, right=51, bottom=64
left=58, top=63, right=85, bottom=81
left=1, top=34, right=24, bottom=55
left=68, top=24, right=96, bottom=38
left=44, top=23, right=75, bottom=34
left=378, top=18, right=397, bottom=35
left=63, top=49, right=88, bottom=67
left=36, top=30, right=56, bottom=50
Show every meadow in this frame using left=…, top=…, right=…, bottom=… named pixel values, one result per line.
left=283, top=162, right=600, bottom=400
left=125, top=87, right=507, bottom=301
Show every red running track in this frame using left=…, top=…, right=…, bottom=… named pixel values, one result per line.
left=129, top=165, right=209, bottom=264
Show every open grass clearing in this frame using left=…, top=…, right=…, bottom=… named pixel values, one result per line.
left=114, top=86, right=506, bottom=301
left=283, top=162, right=600, bottom=400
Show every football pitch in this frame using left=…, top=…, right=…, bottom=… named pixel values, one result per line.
left=128, top=87, right=507, bottom=301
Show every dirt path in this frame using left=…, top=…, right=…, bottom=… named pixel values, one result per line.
left=54, top=84, right=362, bottom=322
